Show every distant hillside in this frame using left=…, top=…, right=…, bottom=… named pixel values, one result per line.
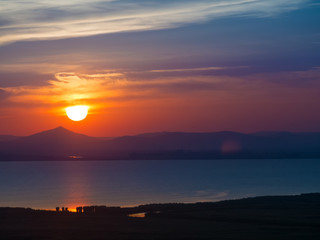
left=130, top=192, right=320, bottom=217
left=0, top=135, right=20, bottom=142
left=0, top=127, right=320, bottom=160
left=0, top=127, right=104, bottom=159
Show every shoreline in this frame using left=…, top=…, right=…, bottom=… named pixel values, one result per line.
left=1, top=193, right=319, bottom=239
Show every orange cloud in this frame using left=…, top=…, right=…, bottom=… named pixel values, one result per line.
left=1, top=67, right=320, bottom=136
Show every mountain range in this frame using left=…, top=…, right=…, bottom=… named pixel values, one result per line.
left=0, top=127, right=319, bottom=160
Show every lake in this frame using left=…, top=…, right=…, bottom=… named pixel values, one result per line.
left=0, top=159, right=319, bottom=210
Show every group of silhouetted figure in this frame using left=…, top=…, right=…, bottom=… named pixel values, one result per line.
left=55, top=205, right=124, bottom=214
left=76, top=207, right=83, bottom=213
left=56, top=207, right=68, bottom=212
left=55, top=206, right=94, bottom=214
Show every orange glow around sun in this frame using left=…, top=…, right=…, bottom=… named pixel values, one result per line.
left=66, top=105, right=89, bottom=121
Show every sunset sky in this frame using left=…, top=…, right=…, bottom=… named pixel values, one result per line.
left=0, top=0, right=320, bottom=136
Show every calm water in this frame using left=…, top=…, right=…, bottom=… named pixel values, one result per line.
left=0, top=159, right=319, bottom=210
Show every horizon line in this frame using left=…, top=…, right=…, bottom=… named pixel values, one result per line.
left=2, top=126, right=320, bottom=138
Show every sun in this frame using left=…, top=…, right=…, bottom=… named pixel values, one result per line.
left=66, top=105, right=88, bottom=121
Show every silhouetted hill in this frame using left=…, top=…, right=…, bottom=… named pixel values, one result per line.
left=0, top=127, right=103, bottom=158
left=0, top=127, right=320, bottom=160
left=0, top=135, right=20, bottom=142
left=103, top=131, right=254, bottom=151
left=100, top=131, right=320, bottom=159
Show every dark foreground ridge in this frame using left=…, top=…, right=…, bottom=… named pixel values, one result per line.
left=1, top=193, right=320, bottom=240
left=1, top=127, right=320, bottom=160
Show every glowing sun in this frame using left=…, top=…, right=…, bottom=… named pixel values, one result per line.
left=66, top=105, right=88, bottom=121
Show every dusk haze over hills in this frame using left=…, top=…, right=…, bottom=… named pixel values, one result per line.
left=0, top=127, right=319, bottom=160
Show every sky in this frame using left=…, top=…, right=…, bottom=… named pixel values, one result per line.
left=0, top=0, right=320, bottom=137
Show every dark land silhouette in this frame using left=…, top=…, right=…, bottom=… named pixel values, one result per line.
left=0, top=193, right=319, bottom=240
left=0, top=127, right=320, bottom=160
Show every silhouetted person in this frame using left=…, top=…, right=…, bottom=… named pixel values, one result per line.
left=56, top=207, right=59, bottom=212
left=62, top=207, right=65, bottom=212
left=78, top=207, right=83, bottom=213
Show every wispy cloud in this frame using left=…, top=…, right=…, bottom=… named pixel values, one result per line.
left=0, top=0, right=306, bottom=45
left=0, top=71, right=125, bottom=108
left=149, top=67, right=229, bottom=73
left=2, top=66, right=320, bottom=110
